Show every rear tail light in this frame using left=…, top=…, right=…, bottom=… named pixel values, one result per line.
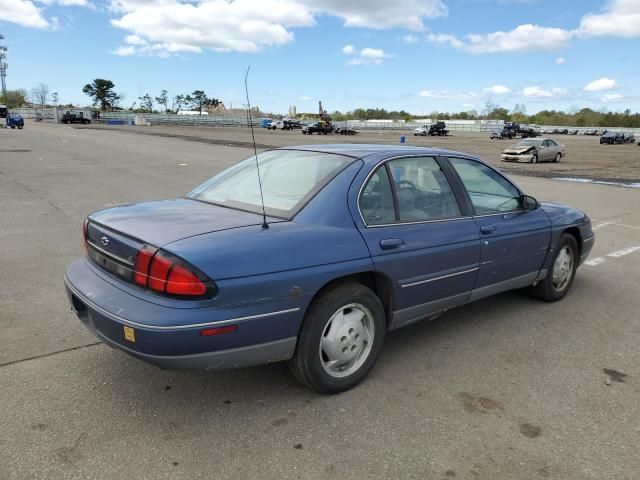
left=133, top=245, right=213, bottom=298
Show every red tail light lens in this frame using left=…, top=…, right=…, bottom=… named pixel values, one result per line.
left=166, top=264, right=207, bottom=295
left=133, top=246, right=212, bottom=298
left=133, top=245, right=157, bottom=287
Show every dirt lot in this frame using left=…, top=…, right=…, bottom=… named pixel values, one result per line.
left=79, top=124, right=640, bottom=183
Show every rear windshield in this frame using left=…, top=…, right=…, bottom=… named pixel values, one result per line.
left=188, top=150, right=355, bottom=219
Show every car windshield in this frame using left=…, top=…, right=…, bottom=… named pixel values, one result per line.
left=515, top=140, right=541, bottom=147
left=188, top=150, right=355, bottom=219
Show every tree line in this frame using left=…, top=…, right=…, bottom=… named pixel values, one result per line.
left=82, top=79, right=220, bottom=115
left=330, top=103, right=640, bottom=128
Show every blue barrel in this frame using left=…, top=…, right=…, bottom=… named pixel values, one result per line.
left=400, top=135, right=406, bottom=144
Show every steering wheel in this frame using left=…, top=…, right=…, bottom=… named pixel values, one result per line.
left=396, top=180, right=417, bottom=192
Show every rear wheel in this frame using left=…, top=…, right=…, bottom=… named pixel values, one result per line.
left=422, top=131, right=426, bottom=136
left=553, top=153, right=561, bottom=163
left=530, top=234, right=578, bottom=302
left=289, top=282, right=386, bottom=394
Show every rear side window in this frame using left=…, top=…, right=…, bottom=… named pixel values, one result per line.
left=360, top=167, right=396, bottom=225
left=449, top=158, right=521, bottom=214
left=387, top=157, right=461, bottom=222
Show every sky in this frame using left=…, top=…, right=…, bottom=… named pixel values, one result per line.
left=1, top=0, right=639, bottom=115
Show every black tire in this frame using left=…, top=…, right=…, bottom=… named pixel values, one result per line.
left=530, top=233, right=579, bottom=302
left=289, top=282, right=386, bottom=394
left=553, top=153, right=561, bottom=163
left=421, top=131, right=426, bottom=136
left=530, top=154, right=538, bottom=164
left=10, top=125, right=15, bottom=129
left=18, top=126, right=23, bottom=129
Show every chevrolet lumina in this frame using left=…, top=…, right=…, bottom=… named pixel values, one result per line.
left=65, top=145, right=594, bottom=393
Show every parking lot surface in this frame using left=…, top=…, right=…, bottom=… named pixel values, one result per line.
left=1, top=123, right=639, bottom=479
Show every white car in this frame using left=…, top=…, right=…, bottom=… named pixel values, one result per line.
left=413, top=127, right=428, bottom=136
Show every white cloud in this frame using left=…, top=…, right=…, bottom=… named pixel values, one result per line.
left=315, top=0, right=447, bottom=30
left=299, top=96, right=311, bottom=101
left=483, top=84, right=511, bottom=95
left=521, top=86, right=568, bottom=98
left=578, top=0, right=640, bottom=38
left=428, top=24, right=572, bottom=53
left=602, top=93, right=624, bottom=102
left=555, top=56, right=566, bottom=64
left=39, top=0, right=90, bottom=5
left=109, top=0, right=447, bottom=56
left=426, top=33, right=464, bottom=49
left=402, top=34, right=419, bottom=44
left=112, top=45, right=136, bottom=56
left=0, top=0, right=49, bottom=28
left=343, top=45, right=391, bottom=65
left=342, top=44, right=355, bottom=55
left=584, top=77, right=617, bottom=91
left=360, top=47, right=386, bottom=59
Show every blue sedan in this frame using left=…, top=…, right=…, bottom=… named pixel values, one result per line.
left=65, top=145, right=595, bottom=393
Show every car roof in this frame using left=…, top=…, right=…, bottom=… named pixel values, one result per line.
left=278, top=144, right=477, bottom=163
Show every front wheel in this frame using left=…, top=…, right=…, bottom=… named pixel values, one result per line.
left=530, top=233, right=578, bottom=302
left=422, top=131, right=426, bottom=136
left=289, top=282, right=386, bottom=394
left=530, top=154, right=538, bottom=164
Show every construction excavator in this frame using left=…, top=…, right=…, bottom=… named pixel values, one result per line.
left=302, top=101, right=334, bottom=135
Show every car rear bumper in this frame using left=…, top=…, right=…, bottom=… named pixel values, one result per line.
left=64, top=258, right=300, bottom=370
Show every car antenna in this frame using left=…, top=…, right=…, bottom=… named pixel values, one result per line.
left=244, top=66, right=268, bottom=229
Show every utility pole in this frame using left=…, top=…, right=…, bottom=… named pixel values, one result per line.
left=0, top=35, right=7, bottom=103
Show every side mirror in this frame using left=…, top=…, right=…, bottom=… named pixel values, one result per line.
left=522, top=195, right=539, bottom=211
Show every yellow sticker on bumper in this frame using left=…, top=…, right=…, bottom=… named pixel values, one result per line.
left=123, top=325, right=136, bottom=343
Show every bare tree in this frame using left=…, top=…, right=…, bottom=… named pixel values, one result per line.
left=30, top=82, right=50, bottom=108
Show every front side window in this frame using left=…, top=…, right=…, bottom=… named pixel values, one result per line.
left=387, top=157, right=461, bottom=222
left=449, top=158, right=522, bottom=215
left=188, top=150, right=355, bottom=219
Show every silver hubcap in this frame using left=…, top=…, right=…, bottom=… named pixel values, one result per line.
left=319, top=303, right=375, bottom=378
left=552, top=246, right=574, bottom=292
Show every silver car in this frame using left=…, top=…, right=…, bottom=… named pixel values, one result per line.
left=501, top=138, right=566, bottom=163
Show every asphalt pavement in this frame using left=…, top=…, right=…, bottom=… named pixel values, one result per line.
left=1, top=123, right=639, bottom=479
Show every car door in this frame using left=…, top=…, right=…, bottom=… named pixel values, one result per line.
left=446, top=157, right=551, bottom=301
left=355, top=156, right=481, bottom=329
left=546, top=139, right=560, bottom=160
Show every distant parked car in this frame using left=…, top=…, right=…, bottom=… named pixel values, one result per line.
left=335, top=126, right=358, bottom=135
left=600, top=132, right=622, bottom=144
left=569, top=129, right=579, bottom=135
left=490, top=128, right=514, bottom=140
left=622, top=133, right=635, bottom=143
left=501, top=138, right=566, bottom=163
left=61, top=113, right=91, bottom=124
left=6, top=113, right=24, bottom=129
left=429, top=121, right=449, bottom=136
left=302, top=122, right=333, bottom=135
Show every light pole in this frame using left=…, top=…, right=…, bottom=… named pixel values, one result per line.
left=0, top=35, right=7, bottom=104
